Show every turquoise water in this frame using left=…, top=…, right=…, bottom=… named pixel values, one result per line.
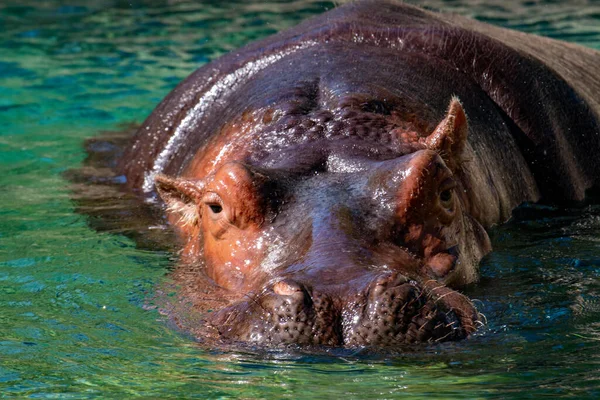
left=2, top=0, right=600, bottom=398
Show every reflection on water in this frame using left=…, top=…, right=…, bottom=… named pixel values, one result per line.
left=1, top=0, right=600, bottom=397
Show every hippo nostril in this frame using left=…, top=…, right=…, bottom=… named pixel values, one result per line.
left=273, top=279, right=303, bottom=296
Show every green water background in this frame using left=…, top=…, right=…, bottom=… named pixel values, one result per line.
left=1, top=0, right=600, bottom=398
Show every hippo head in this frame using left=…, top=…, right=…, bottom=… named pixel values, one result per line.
left=154, top=99, right=491, bottom=347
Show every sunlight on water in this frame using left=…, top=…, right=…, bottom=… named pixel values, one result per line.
left=1, top=0, right=600, bottom=397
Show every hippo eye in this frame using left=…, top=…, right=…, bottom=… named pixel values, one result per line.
left=202, top=192, right=224, bottom=216
left=208, top=204, right=223, bottom=214
left=438, top=179, right=456, bottom=212
left=440, top=189, right=452, bottom=203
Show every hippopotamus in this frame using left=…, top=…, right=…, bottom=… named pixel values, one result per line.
left=116, top=0, right=600, bottom=347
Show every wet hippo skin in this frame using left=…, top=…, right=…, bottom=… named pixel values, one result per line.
left=117, top=0, right=600, bottom=347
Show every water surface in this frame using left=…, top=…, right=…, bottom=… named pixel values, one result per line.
left=2, top=0, right=600, bottom=398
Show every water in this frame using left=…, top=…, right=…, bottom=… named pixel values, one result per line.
left=1, top=0, right=600, bottom=397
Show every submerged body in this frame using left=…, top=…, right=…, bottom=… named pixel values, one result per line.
left=118, top=0, right=600, bottom=346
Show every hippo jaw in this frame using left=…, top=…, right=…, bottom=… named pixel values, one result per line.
left=155, top=98, right=489, bottom=347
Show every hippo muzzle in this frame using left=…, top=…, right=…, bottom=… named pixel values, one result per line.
left=210, top=273, right=479, bottom=346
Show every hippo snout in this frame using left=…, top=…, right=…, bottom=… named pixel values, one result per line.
left=209, top=272, right=479, bottom=347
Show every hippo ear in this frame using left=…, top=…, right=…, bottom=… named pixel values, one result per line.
left=155, top=174, right=205, bottom=227
left=425, top=97, right=468, bottom=172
